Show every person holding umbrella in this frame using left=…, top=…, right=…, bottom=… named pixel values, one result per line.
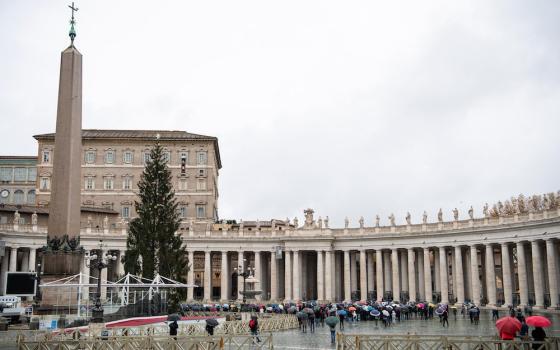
left=495, top=315, right=521, bottom=340
left=526, top=316, right=551, bottom=350
left=169, top=320, right=178, bottom=339
left=337, top=309, right=346, bottom=330
left=249, top=315, right=261, bottom=343
left=205, top=318, right=219, bottom=336
left=326, top=312, right=339, bottom=344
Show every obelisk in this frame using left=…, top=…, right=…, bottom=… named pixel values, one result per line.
left=48, top=3, right=82, bottom=240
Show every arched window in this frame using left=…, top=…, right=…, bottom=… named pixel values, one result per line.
left=13, top=190, right=24, bottom=204
left=27, top=190, right=36, bottom=205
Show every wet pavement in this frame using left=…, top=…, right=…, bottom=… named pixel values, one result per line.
left=271, top=311, right=560, bottom=350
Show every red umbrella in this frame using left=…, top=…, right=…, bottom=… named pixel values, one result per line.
left=496, top=316, right=522, bottom=336
left=526, top=316, right=552, bottom=328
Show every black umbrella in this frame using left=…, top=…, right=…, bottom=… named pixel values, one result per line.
left=206, top=318, right=219, bottom=327
left=167, top=314, right=181, bottom=321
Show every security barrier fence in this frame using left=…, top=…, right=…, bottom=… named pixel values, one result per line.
left=17, top=333, right=274, bottom=350
left=336, top=334, right=560, bottom=350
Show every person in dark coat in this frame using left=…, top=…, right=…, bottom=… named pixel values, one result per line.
left=531, top=327, right=546, bottom=350
left=169, top=320, right=178, bottom=339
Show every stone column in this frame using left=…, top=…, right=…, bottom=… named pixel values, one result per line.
left=423, top=248, right=432, bottom=303
left=407, top=248, right=416, bottom=302
left=546, top=239, right=559, bottom=309
left=255, top=251, right=262, bottom=301
left=485, top=244, right=497, bottom=306
left=350, top=252, right=357, bottom=294
left=470, top=245, right=481, bottom=305
left=293, top=250, right=301, bottom=300
left=100, top=250, right=108, bottom=301
left=434, top=249, right=441, bottom=292
left=80, top=253, right=89, bottom=300
left=383, top=251, right=392, bottom=292
left=28, top=248, right=37, bottom=272
left=20, top=251, right=29, bottom=272
left=516, top=242, right=529, bottom=306
left=343, top=250, right=351, bottom=301
left=531, top=241, right=544, bottom=308
left=221, top=251, right=228, bottom=301
left=270, top=250, right=278, bottom=301
left=391, top=249, right=400, bottom=302
left=400, top=251, right=408, bottom=293
left=237, top=251, right=245, bottom=301
left=500, top=243, right=513, bottom=307
left=8, top=247, right=17, bottom=272
left=187, top=250, right=194, bottom=300
left=284, top=250, right=292, bottom=300
left=317, top=251, right=324, bottom=301
left=417, top=249, right=425, bottom=300
left=439, top=247, right=449, bottom=304
left=0, top=252, right=8, bottom=294
left=359, top=250, right=367, bottom=301
left=367, top=251, right=375, bottom=297
left=376, top=250, right=384, bottom=302
left=325, top=250, right=333, bottom=301
left=204, top=251, right=212, bottom=301
left=454, top=246, right=465, bottom=305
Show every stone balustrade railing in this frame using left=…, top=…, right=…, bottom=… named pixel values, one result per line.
left=1, top=208, right=559, bottom=239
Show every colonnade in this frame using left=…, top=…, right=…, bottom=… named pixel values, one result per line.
left=186, top=239, right=560, bottom=309
left=0, top=246, right=38, bottom=294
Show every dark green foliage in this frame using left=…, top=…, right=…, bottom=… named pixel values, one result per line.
left=123, top=141, right=188, bottom=304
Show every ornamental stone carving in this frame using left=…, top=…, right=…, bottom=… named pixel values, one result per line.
left=87, top=215, right=93, bottom=228
left=13, top=210, right=20, bottom=224
left=31, top=211, right=38, bottom=225
left=303, top=208, right=315, bottom=229
left=103, top=215, right=109, bottom=229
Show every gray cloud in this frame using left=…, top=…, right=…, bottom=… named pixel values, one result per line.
left=1, top=0, right=559, bottom=227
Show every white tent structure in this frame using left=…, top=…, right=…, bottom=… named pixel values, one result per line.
left=40, top=273, right=195, bottom=317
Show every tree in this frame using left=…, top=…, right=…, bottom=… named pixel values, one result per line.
left=124, top=140, right=188, bottom=308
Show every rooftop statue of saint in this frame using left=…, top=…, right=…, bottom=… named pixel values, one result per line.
left=324, top=216, right=329, bottom=228
left=483, top=203, right=489, bottom=218
left=405, top=212, right=411, bottom=225
left=375, top=215, right=380, bottom=227
left=317, top=216, right=323, bottom=229
left=13, top=211, right=20, bottom=224
left=422, top=211, right=428, bottom=224
left=388, top=213, right=396, bottom=226
left=437, top=208, right=443, bottom=222
left=344, top=217, right=349, bottom=229
left=359, top=216, right=364, bottom=229
left=293, top=217, right=298, bottom=228
left=453, top=208, right=459, bottom=221
left=31, top=211, right=38, bottom=225
left=468, top=206, right=474, bottom=219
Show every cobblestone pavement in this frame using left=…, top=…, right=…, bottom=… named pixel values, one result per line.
left=271, top=311, right=560, bottom=350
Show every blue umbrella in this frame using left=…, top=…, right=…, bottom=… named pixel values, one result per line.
left=370, top=310, right=381, bottom=317
left=337, top=309, right=347, bottom=316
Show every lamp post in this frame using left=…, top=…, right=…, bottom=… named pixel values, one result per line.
left=233, top=261, right=253, bottom=305
left=86, top=240, right=117, bottom=323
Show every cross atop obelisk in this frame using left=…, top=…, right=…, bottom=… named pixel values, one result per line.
left=68, top=2, right=79, bottom=45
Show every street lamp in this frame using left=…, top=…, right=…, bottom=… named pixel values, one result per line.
left=233, top=260, right=254, bottom=305
left=86, top=240, right=117, bottom=323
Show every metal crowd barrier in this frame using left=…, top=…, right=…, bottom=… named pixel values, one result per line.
left=336, top=334, right=560, bottom=350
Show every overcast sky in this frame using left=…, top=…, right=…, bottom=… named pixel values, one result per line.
left=1, top=1, right=559, bottom=227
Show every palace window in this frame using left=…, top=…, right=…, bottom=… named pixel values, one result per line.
left=103, top=177, right=114, bottom=190
left=196, top=205, right=206, bottom=218
left=196, top=179, right=206, bottom=191
left=40, top=177, right=50, bottom=190
left=85, top=151, right=96, bottom=164
left=143, top=152, right=151, bottom=165
left=0, top=168, right=12, bottom=182
left=42, top=151, right=50, bottom=164
left=85, top=177, right=95, bottom=190
left=123, top=151, right=133, bottom=164
left=13, top=190, right=24, bottom=205
left=122, top=206, right=130, bottom=218
left=180, top=206, right=187, bottom=218
left=178, top=179, right=187, bottom=191
left=163, top=151, right=171, bottom=163
left=179, top=152, right=188, bottom=164
left=123, top=176, right=132, bottom=190
left=14, top=168, right=27, bottom=182
left=197, top=151, right=207, bottom=165
left=105, top=151, right=115, bottom=164
left=27, top=190, right=36, bottom=204
left=28, top=168, right=37, bottom=182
